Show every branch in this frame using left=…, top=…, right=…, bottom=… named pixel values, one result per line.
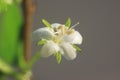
left=22, top=0, right=35, bottom=62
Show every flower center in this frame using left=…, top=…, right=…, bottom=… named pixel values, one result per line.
left=52, top=25, right=75, bottom=44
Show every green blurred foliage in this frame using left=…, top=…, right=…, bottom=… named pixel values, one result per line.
left=0, top=0, right=35, bottom=79
left=0, top=3, right=23, bottom=65
left=0, top=0, right=8, bottom=12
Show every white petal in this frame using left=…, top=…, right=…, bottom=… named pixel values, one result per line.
left=32, top=28, right=54, bottom=41
left=63, top=31, right=83, bottom=44
left=60, top=42, right=77, bottom=60
left=51, top=23, right=62, bottom=28
left=40, top=41, right=60, bottom=57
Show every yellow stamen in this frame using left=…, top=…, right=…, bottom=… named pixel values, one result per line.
left=66, top=29, right=75, bottom=35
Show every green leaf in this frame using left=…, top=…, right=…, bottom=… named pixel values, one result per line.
left=42, top=19, right=52, bottom=28
left=17, top=41, right=26, bottom=70
left=0, top=0, right=8, bottom=12
left=65, top=18, right=71, bottom=28
left=72, top=45, right=82, bottom=52
left=0, top=4, right=22, bottom=65
left=56, top=51, right=62, bottom=64
left=37, top=39, right=47, bottom=46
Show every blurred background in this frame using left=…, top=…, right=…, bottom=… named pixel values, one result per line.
left=32, top=0, right=120, bottom=80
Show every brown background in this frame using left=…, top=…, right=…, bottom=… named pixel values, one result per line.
left=32, top=0, right=120, bottom=80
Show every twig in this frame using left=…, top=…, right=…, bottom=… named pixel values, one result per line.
left=22, top=0, right=35, bottom=62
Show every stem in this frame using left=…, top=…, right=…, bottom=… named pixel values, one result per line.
left=22, top=0, right=35, bottom=62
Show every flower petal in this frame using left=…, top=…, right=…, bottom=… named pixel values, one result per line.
left=51, top=23, right=62, bottom=28
left=63, top=31, right=83, bottom=44
left=40, top=41, right=60, bottom=57
left=32, top=28, right=54, bottom=41
left=60, top=42, right=77, bottom=60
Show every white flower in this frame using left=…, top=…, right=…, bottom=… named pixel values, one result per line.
left=33, top=23, right=83, bottom=60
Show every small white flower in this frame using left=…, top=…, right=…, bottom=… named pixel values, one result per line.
left=33, top=22, right=83, bottom=61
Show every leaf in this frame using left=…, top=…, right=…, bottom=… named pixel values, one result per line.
left=65, top=18, right=71, bottom=28
left=17, top=41, right=26, bottom=70
left=0, top=0, right=8, bottom=12
left=37, top=39, right=47, bottom=46
left=72, top=45, right=82, bottom=52
left=0, top=0, right=14, bottom=13
left=56, top=51, right=62, bottom=64
left=0, top=4, right=22, bottom=64
left=42, top=19, right=52, bottom=28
